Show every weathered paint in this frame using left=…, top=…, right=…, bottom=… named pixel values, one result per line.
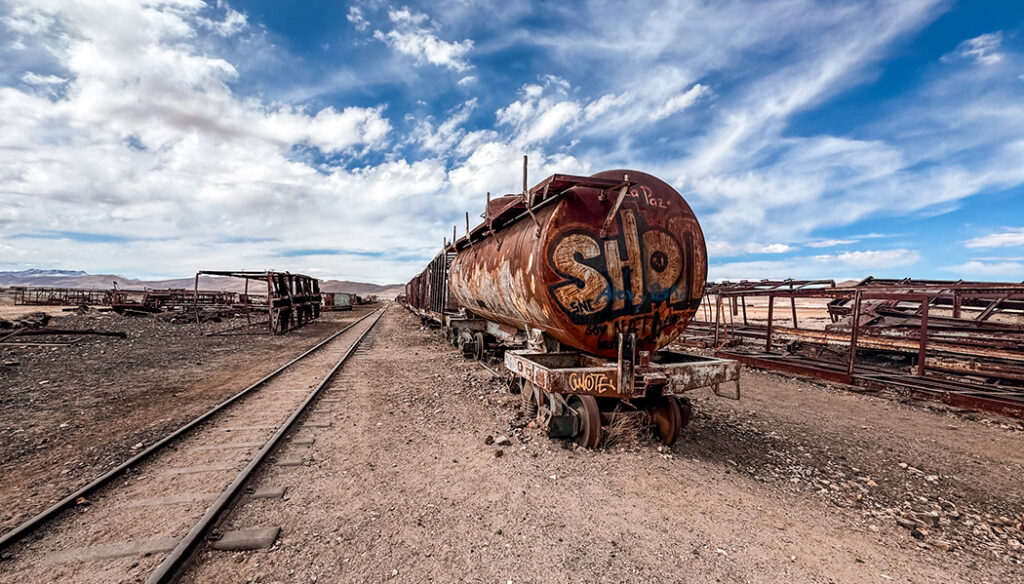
left=503, top=349, right=740, bottom=399
left=450, top=170, right=707, bottom=358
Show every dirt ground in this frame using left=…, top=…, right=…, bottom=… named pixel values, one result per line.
left=0, top=306, right=374, bottom=532
left=181, top=306, right=1023, bottom=584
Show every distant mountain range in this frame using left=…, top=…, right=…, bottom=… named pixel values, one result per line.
left=0, top=270, right=403, bottom=298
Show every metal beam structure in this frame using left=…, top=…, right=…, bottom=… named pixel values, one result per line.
left=194, top=271, right=321, bottom=335
left=681, top=278, right=1024, bottom=420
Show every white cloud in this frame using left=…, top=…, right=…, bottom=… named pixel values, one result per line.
left=946, top=260, right=1024, bottom=279
left=805, top=239, right=858, bottom=248
left=2, top=0, right=1023, bottom=286
left=496, top=78, right=582, bottom=147
left=813, top=249, right=920, bottom=268
left=948, top=32, right=1004, bottom=66
left=964, top=228, right=1024, bottom=248
left=347, top=6, right=368, bottom=31
left=20, top=71, right=65, bottom=85
left=372, top=8, right=473, bottom=72
left=710, top=248, right=919, bottom=281
left=410, top=98, right=478, bottom=153
left=650, top=83, right=709, bottom=120
left=707, top=241, right=794, bottom=256
left=200, top=6, right=247, bottom=37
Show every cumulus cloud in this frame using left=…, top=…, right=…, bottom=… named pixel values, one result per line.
left=965, top=228, right=1024, bottom=248
left=372, top=7, right=473, bottom=71
left=496, top=77, right=582, bottom=147
left=0, top=0, right=415, bottom=280
left=410, top=98, right=478, bottom=153
left=200, top=6, right=247, bottom=36
left=347, top=6, right=368, bottom=31
left=3, top=0, right=1023, bottom=285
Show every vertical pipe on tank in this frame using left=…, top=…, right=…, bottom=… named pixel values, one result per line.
left=522, top=155, right=528, bottom=195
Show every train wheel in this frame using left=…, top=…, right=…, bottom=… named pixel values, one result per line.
left=472, top=332, right=485, bottom=361
left=650, top=396, right=683, bottom=446
left=523, top=382, right=538, bottom=419
left=676, top=396, right=693, bottom=430
left=568, top=395, right=601, bottom=448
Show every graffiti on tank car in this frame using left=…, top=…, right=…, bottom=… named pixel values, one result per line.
left=625, top=184, right=668, bottom=209
left=568, top=371, right=616, bottom=394
left=547, top=206, right=698, bottom=325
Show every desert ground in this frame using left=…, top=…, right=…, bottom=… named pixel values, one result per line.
left=2, top=303, right=1021, bottom=583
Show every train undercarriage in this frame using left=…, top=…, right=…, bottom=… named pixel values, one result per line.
left=410, top=306, right=740, bottom=447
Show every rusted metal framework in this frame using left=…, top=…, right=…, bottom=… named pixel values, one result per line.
left=683, top=278, right=1024, bottom=419
left=194, top=271, right=321, bottom=335
left=404, top=251, right=457, bottom=321
left=11, top=285, right=241, bottom=312
left=12, top=287, right=110, bottom=306
left=322, top=292, right=355, bottom=311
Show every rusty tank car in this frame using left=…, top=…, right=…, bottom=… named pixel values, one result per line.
left=403, top=160, right=739, bottom=447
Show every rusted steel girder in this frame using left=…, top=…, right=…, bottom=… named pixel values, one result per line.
left=448, top=170, right=707, bottom=359
left=194, top=270, right=321, bottom=335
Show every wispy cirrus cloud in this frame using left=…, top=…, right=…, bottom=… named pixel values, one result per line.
left=945, top=31, right=1004, bottom=65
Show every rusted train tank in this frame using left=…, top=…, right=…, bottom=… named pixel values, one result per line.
left=402, top=165, right=739, bottom=448
left=449, top=170, right=706, bottom=359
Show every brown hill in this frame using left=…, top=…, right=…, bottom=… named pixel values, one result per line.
left=0, top=270, right=403, bottom=298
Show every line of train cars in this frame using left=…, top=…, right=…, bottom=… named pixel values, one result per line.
left=402, top=167, right=740, bottom=447
left=322, top=292, right=376, bottom=311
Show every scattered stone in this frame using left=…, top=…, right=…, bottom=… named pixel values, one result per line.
left=931, top=539, right=954, bottom=551
left=917, top=511, right=940, bottom=527
left=209, top=527, right=281, bottom=551
left=896, top=517, right=918, bottom=530
left=484, top=435, right=494, bottom=445
left=495, top=436, right=511, bottom=446
left=494, top=449, right=504, bottom=458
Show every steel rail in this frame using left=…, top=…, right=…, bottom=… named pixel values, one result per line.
left=148, top=306, right=386, bottom=583
left=0, top=308, right=379, bottom=553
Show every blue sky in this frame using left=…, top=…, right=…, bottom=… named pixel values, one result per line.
left=0, top=0, right=1023, bottom=284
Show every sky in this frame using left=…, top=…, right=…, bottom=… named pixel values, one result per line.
left=1, top=0, right=1023, bottom=285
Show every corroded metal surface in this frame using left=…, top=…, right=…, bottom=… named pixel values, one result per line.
left=504, top=349, right=740, bottom=399
left=449, top=170, right=707, bottom=358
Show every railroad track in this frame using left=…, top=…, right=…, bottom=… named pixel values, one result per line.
left=0, top=306, right=386, bottom=583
